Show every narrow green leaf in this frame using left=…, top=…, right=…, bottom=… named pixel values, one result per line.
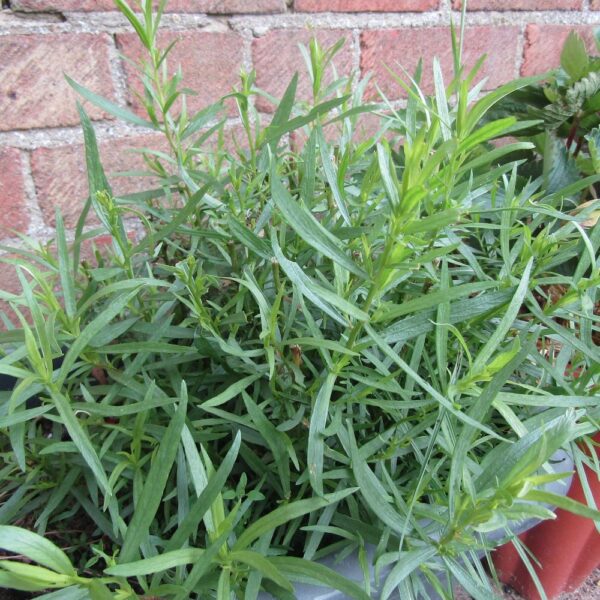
left=458, top=117, right=517, bottom=154
left=0, top=404, right=52, bottom=428
left=465, top=74, right=545, bottom=133
left=0, top=363, right=34, bottom=380
left=166, top=431, right=241, bottom=552
left=133, top=183, right=212, bottom=254
left=217, top=568, right=230, bottom=600
left=317, top=126, right=351, bottom=225
left=55, top=210, right=76, bottom=318
left=527, top=297, right=600, bottom=364
left=36, top=586, right=89, bottom=600
left=476, top=412, right=577, bottom=491
left=364, top=323, right=506, bottom=440
left=381, top=547, right=437, bottom=600
left=459, top=142, right=534, bottom=174
left=233, top=489, right=357, bottom=551
left=263, top=96, right=348, bottom=145
left=229, top=551, right=293, bottom=592
left=347, top=425, right=408, bottom=536
left=449, top=335, right=533, bottom=514
left=201, top=374, right=261, bottom=409
left=48, top=388, right=111, bottom=499
left=173, top=530, right=230, bottom=600
left=57, top=289, right=140, bottom=386
left=181, top=101, right=223, bottom=140
left=270, top=167, right=366, bottom=278
left=0, top=561, right=73, bottom=587
left=472, top=259, right=533, bottom=373
left=269, top=556, right=370, bottom=600
left=435, top=259, right=450, bottom=390
left=308, top=373, right=336, bottom=496
left=119, top=391, right=188, bottom=563
left=0, top=569, right=48, bottom=592
left=105, top=548, right=205, bottom=577
left=524, top=490, right=600, bottom=521
left=442, top=557, right=497, bottom=600
left=77, top=103, right=118, bottom=235
left=93, top=341, right=195, bottom=354
left=272, top=240, right=343, bottom=325
left=380, top=288, right=515, bottom=343
left=114, top=0, right=150, bottom=48
left=0, top=526, right=75, bottom=576
left=300, top=127, right=317, bottom=205
left=377, top=142, right=399, bottom=208
left=433, top=57, right=451, bottom=142
left=227, top=216, right=272, bottom=260
left=264, top=73, right=298, bottom=150
left=243, top=393, right=291, bottom=498
left=284, top=337, right=358, bottom=356
left=88, top=580, right=114, bottom=600
left=67, top=75, right=155, bottom=129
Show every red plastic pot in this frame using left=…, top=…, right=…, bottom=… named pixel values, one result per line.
left=492, top=433, right=600, bottom=600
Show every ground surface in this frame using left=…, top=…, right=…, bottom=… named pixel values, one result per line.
left=453, top=568, right=600, bottom=600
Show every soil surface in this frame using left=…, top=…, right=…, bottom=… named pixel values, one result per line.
left=454, top=568, right=600, bottom=600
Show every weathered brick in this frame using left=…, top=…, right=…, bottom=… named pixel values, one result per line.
left=0, top=148, right=29, bottom=236
left=12, top=0, right=284, bottom=12
left=252, top=29, right=354, bottom=112
left=31, top=135, right=166, bottom=228
left=453, top=0, right=582, bottom=9
left=117, top=31, right=244, bottom=117
left=0, top=34, right=115, bottom=131
left=360, top=27, right=519, bottom=99
left=295, top=0, right=438, bottom=10
left=522, top=25, right=597, bottom=76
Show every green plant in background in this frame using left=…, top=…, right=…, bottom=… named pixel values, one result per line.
left=490, top=30, right=600, bottom=209
left=0, top=0, right=599, bottom=598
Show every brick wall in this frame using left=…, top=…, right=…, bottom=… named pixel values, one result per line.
left=0, top=0, right=599, bottom=255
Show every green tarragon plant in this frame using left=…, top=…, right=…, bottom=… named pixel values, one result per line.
left=0, top=1, right=599, bottom=598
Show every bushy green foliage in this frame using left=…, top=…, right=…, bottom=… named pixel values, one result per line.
left=0, top=2, right=599, bottom=598
left=490, top=30, right=600, bottom=202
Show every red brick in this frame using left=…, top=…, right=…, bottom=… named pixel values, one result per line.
left=0, top=259, right=22, bottom=329
left=453, top=0, right=581, bottom=8
left=252, top=30, right=354, bottom=112
left=0, top=261, right=21, bottom=297
left=0, top=34, right=115, bottom=131
left=0, top=148, right=29, bottom=236
left=0, top=260, right=21, bottom=293
left=117, top=31, right=244, bottom=117
left=295, top=0, right=437, bottom=10
left=30, top=124, right=244, bottom=229
left=31, top=135, right=166, bottom=228
left=360, top=27, right=519, bottom=99
left=522, top=25, right=597, bottom=76
left=12, top=0, right=284, bottom=12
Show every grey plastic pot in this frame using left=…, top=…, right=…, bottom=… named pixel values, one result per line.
left=259, top=450, right=574, bottom=600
